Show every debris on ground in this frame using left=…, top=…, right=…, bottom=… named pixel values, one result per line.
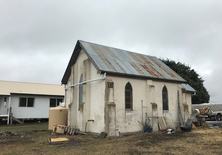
left=192, top=123, right=197, bottom=130
left=167, top=129, right=175, bottom=134
left=98, top=132, right=107, bottom=139
left=48, top=137, right=69, bottom=144
left=0, top=131, right=27, bottom=138
left=206, top=121, right=222, bottom=128
left=32, top=130, right=46, bottom=132
left=180, top=118, right=193, bottom=132
left=52, top=124, right=80, bottom=135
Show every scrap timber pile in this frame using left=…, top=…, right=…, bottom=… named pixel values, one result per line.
left=52, top=124, right=81, bottom=135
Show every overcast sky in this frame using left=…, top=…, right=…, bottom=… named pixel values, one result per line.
left=0, top=0, right=221, bottom=103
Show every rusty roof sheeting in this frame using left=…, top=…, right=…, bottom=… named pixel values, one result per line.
left=79, top=40, right=186, bottom=82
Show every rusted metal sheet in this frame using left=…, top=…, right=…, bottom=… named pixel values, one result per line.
left=79, top=40, right=186, bottom=82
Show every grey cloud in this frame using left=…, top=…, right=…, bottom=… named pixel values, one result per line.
left=0, top=0, right=222, bottom=102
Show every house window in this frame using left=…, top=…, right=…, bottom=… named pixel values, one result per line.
left=4, top=97, right=6, bottom=102
left=19, top=97, right=35, bottom=107
left=125, top=82, right=133, bottom=110
left=162, top=86, right=168, bottom=110
left=50, top=98, right=63, bottom=107
left=79, top=74, right=83, bottom=110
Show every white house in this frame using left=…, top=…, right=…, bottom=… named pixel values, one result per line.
left=0, top=80, right=64, bottom=124
left=62, top=40, right=196, bottom=136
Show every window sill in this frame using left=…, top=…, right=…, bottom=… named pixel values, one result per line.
left=125, top=109, right=133, bottom=112
left=163, top=110, right=169, bottom=113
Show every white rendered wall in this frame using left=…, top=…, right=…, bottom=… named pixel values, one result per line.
left=65, top=50, right=192, bottom=134
left=66, top=50, right=105, bottom=133
left=10, top=95, right=63, bottom=119
left=107, top=76, right=192, bottom=133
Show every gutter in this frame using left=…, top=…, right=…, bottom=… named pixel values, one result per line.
left=100, top=70, right=186, bottom=84
left=65, top=73, right=106, bottom=90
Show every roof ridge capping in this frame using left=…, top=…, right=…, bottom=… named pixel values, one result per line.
left=78, top=40, right=156, bottom=58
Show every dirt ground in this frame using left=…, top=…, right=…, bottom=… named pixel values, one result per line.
left=1, top=123, right=222, bottom=155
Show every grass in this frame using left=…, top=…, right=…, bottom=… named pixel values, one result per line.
left=0, top=123, right=48, bottom=132
left=1, top=123, right=222, bottom=155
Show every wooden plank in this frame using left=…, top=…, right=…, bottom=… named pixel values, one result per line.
left=48, top=137, right=70, bottom=144
left=51, top=137, right=69, bottom=142
left=158, top=117, right=167, bottom=130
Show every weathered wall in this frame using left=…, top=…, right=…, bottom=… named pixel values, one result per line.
left=185, top=93, right=192, bottom=121
left=66, top=50, right=105, bottom=133
left=65, top=50, right=192, bottom=134
left=10, top=95, right=63, bottom=118
left=104, top=76, right=192, bottom=133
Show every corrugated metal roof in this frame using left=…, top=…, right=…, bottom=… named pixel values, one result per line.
left=0, top=80, right=64, bottom=96
left=182, top=83, right=196, bottom=92
left=62, top=40, right=186, bottom=84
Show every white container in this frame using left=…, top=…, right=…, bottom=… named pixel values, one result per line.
left=115, top=129, right=119, bottom=137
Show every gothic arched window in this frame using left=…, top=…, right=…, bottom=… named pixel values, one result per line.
left=125, top=82, right=133, bottom=110
left=162, top=86, right=168, bottom=110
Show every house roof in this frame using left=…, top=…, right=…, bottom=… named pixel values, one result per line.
left=182, top=83, right=196, bottom=92
left=62, top=40, right=186, bottom=84
left=0, top=80, right=64, bottom=96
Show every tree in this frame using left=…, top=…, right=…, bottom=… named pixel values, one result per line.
left=161, top=59, right=210, bottom=104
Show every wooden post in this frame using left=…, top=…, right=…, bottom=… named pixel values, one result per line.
left=10, top=107, right=12, bottom=125
left=53, top=124, right=57, bottom=134
left=10, top=113, right=13, bottom=125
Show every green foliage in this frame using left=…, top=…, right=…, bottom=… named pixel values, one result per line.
left=161, top=59, right=210, bottom=104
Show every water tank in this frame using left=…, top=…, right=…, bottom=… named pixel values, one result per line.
left=48, top=107, right=68, bottom=130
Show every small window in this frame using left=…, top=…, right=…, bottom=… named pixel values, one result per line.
left=50, top=99, right=56, bottom=107
left=27, top=98, right=34, bottom=107
left=125, top=82, right=133, bottom=110
left=19, top=97, right=34, bottom=107
left=50, top=98, right=63, bottom=107
left=4, top=97, right=7, bottom=102
left=162, top=86, right=168, bottom=110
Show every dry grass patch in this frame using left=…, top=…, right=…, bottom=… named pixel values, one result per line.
left=1, top=124, right=222, bottom=155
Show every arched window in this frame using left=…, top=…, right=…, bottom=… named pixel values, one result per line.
left=125, top=82, right=133, bottom=110
left=162, top=86, right=168, bottom=110
left=79, top=75, right=83, bottom=110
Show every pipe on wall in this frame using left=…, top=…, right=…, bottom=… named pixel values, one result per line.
left=65, top=73, right=106, bottom=90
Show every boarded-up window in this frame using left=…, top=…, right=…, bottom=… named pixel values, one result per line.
left=19, top=97, right=35, bottom=107
left=125, top=82, right=133, bottom=110
left=162, top=86, right=168, bottom=110
left=79, top=75, right=83, bottom=110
